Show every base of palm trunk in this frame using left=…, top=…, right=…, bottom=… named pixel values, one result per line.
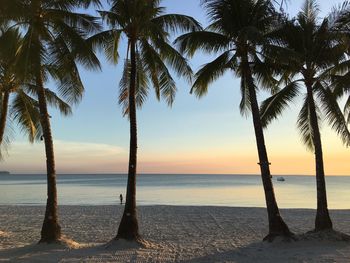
left=263, top=215, right=295, bottom=242
left=39, top=219, right=61, bottom=243
left=303, top=229, right=350, bottom=241
left=106, top=236, right=153, bottom=250
left=37, top=236, right=80, bottom=248
left=116, top=212, right=139, bottom=240
left=315, top=210, right=333, bottom=231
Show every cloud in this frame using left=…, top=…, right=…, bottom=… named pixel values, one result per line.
left=54, top=140, right=124, bottom=159
left=2, top=140, right=126, bottom=173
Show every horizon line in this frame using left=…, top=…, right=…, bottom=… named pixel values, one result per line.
left=4, top=172, right=350, bottom=177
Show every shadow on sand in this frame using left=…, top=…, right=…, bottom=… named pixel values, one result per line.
left=1, top=237, right=350, bottom=262
left=180, top=239, right=350, bottom=263
left=0, top=243, right=108, bottom=262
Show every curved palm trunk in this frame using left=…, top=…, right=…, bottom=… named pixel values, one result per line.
left=116, top=40, right=140, bottom=240
left=0, top=91, right=10, bottom=146
left=305, top=83, right=332, bottom=231
left=243, top=58, right=292, bottom=241
left=36, top=70, right=61, bottom=243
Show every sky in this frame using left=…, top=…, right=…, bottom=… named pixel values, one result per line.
left=1, top=0, right=350, bottom=175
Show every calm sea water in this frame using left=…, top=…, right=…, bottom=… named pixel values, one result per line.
left=0, top=174, right=349, bottom=209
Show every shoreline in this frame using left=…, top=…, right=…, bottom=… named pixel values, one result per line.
left=3, top=173, right=350, bottom=176
left=1, top=205, right=350, bottom=262
left=2, top=204, right=350, bottom=211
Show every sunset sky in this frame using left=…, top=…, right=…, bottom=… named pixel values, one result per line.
left=2, top=0, right=349, bottom=175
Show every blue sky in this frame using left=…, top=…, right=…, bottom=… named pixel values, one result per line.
left=2, top=0, right=350, bottom=175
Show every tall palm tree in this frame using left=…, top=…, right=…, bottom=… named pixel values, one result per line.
left=175, top=0, right=292, bottom=241
left=4, top=0, right=101, bottom=243
left=93, top=0, right=201, bottom=241
left=260, top=0, right=350, bottom=231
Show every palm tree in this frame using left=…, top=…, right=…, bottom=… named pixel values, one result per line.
left=4, top=0, right=101, bottom=243
left=175, top=0, right=292, bottom=241
left=260, top=0, right=350, bottom=231
left=93, top=0, right=201, bottom=241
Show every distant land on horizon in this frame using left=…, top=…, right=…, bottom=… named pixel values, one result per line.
left=1, top=173, right=350, bottom=177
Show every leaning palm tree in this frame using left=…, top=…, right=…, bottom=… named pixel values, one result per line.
left=4, top=0, right=101, bottom=243
left=175, top=0, right=292, bottom=241
left=260, top=0, right=350, bottom=231
left=92, top=0, right=201, bottom=241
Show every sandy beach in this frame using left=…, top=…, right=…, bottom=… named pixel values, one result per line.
left=0, top=205, right=350, bottom=262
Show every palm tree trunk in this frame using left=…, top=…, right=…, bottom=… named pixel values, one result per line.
left=243, top=57, right=292, bottom=241
left=305, top=83, right=332, bottom=231
left=36, top=70, right=61, bottom=243
left=0, top=91, right=10, bottom=146
left=117, top=39, right=140, bottom=240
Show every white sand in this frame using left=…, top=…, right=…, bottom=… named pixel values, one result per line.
left=0, top=205, right=350, bottom=262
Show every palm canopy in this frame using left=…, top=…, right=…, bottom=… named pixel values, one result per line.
left=175, top=0, right=280, bottom=115
left=0, top=25, right=72, bottom=160
left=1, top=0, right=102, bottom=106
left=91, top=0, right=202, bottom=115
left=260, top=0, right=350, bottom=150
left=326, top=1, right=350, bottom=131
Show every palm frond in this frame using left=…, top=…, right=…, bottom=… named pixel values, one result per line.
left=260, top=81, right=301, bottom=127
left=315, top=81, right=350, bottom=147
left=297, top=94, right=322, bottom=151
left=239, top=76, right=252, bottom=116
left=47, top=10, right=101, bottom=35
left=152, top=14, right=202, bottom=34
left=10, top=90, right=41, bottom=143
left=0, top=92, right=13, bottom=160
left=331, top=63, right=350, bottom=99
left=118, top=57, right=150, bottom=116
left=0, top=124, right=12, bottom=161
left=252, top=54, right=280, bottom=93
left=21, top=84, right=72, bottom=117
left=98, top=10, right=124, bottom=29
left=44, top=0, right=101, bottom=10
left=44, top=89, right=72, bottom=116
left=329, top=0, right=350, bottom=28
left=299, top=0, right=320, bottom=24
left=152, top=37, right=193, bottom=82
left=140, top=40, right=176, bottom=106
left=50, top=21, right=101, bottom=71
left=46, top=36, right=86, bottom=105
left=174, top=31, right=230, bottom=57
left=191, top=51, right=232, bottom=97
left=344, top=95, right=350, bottom=124
left=87, top=29, right=122, bottom=64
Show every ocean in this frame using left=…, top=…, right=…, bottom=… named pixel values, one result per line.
left=0, top=174, right=349, bottom=209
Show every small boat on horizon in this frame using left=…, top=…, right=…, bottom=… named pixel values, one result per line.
left=0, top=171, right=10, bottom=175
left=277, top=176, right=285, bottom=182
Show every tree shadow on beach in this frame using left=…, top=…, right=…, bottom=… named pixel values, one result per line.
left=0, top=243, right=111, bottom=262
left=180, top=239, right=350, bottom=263
left=0, top=240, right=158, bottom=262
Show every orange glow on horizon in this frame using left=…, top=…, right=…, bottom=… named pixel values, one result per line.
left=2, top=137, right=349, bottom=175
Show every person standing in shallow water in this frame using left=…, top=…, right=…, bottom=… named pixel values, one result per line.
left=119, top=194, right=123, bottom=205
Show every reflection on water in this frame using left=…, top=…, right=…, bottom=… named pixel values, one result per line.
left=0, top=174, right=349, bottom=208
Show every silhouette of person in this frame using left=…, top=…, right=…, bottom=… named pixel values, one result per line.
left=119, top=194, right=123, bottom=205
